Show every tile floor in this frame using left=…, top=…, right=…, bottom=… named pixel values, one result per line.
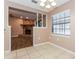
left=5, top=44, right=75, bottom=59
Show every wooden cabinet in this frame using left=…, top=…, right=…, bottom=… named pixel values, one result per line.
left=23, top=19, right=35, bottom=26
left=11, top=19, right=34, bottom=51
left=11, top=35, right=33, bottom=51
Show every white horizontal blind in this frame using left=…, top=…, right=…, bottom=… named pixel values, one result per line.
left=52, top=9, right=70, bottom=36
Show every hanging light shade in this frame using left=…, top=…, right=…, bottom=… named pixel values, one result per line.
left=49, top=0, right=54, bottom=2
left=40, top=2, right=45, bottom=7
left=51, top=2, right=56, bottom=6
left=40, top=0, right=46, bottom=2
left=46, top=4, right=51, bottom=8
left=40, top=0, right=56, bottom=8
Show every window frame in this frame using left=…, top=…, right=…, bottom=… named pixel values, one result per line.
left=52, top=10, right=71, bottom=36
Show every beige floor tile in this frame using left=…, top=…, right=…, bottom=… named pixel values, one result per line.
left=31, top=56, right=44, bottom=59
left=38, top=48, right=63, bottom=57
left=26, top=47, right=38, bottom=54
left=35, top=44, right=53, bottom=50
left=4, top=53, right=16, bottom=59
left=29, top=52, right=41, bottom=59
left=26, top=47, right=35, bottom=52
left=16, top=48, right=26, bottom=52
left=42, top=53, right=57, bottom=59
left=16, top=48, right=27, bottom=57
left=17, top=55, right=30, bottom=59
left=4, top=50, right=17, bottom=56
left=35, top=47, right=46, bottom=52
left=4, top=44, right=74, bottom=59
left=57, top=52, right=75, bottom=59
left=16, top=51, right=28, bottom=57
left=57, top=55, right=74, bottom=59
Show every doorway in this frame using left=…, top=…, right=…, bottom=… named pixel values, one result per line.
left=9, top=7, right=37, bottom=51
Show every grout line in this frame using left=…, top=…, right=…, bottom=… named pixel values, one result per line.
left=48, top=42, right=75, bottom=55
left=5, top=42, right=75, bottom=59
left=33, top=42, right=75, bottom=55
left=25, top=47, right=31, bottom=59
left=34, top=47, right=45, bottom=59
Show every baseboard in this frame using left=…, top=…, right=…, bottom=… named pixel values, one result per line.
left=47, top=42, right=75, bottom=55
left=4, top=50, right=11, bottom=55
left=33, top=42, right=49, bottom=46
left=33, top=42, right=74, bottom=55
left=5, top=42, right=74, bottom=55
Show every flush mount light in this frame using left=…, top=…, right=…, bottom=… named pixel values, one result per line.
left=39, top=0, right=56, bottom=8
left=51, top=2, right=56, bottom=6
left=20, top=16, right=23, bottom=18
left=49, top=0, right=54, bottom=2
left=40, top=2, right=45, bottom=7
left=26, top=17, right=29, bottom=19
left=40, top=0, right=46, bottom=2
left=46, top=4, right=51, bottom=8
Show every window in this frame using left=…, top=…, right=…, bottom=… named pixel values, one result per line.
left=52, top=10, right=70, bottom=36
left=35, top=13, right=47, bottom=28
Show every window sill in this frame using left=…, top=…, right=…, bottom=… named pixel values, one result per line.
left=51, top=33, right=70, bottom=38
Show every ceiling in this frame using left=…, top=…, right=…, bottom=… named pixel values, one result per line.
left=9, top=7, right=37, bottom=20
left=9, top=0, right=70, bottom=12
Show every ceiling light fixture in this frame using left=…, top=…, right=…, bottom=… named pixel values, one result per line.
left=49, top=0, right=54, bottom=2
left=51, top=2, right=56, bottom=6
left=40, top=2, right=45, bottom=7
left=20, top=16, right=23, bottom=18
left=40, top=0, right=46, bottom=2
left=26, top=17, right=29, bottom=19
left=40, top=0, right=56, bottom=8
left=46, top=4, right=51, bottom=8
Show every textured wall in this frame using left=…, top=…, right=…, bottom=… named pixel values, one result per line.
left=33, top=28, right=49, bottom=45
left=47, top=0, right=75, bottom=52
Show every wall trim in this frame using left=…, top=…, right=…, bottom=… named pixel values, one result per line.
left=33, top=42, right=49, bottom=46
left=48, top=42, right=75, bottom=55
left=4, top=50, right=11, bottom=56
left=33, top=42, right=74, bottom=55
left=5, top=42, right=74, bottom=55
left=8, top=26, right=11, bottom=52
